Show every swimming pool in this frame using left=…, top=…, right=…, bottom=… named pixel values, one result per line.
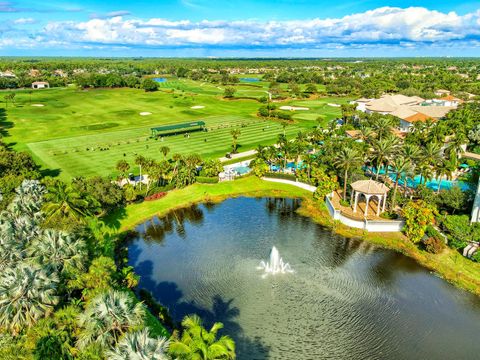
left=233, top=166, right=251, bottom=175
left=366, top=167, right=472, bottom=191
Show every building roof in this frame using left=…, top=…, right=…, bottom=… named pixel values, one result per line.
left=151, top=121, right=206, bottom=133
left=390, top=107, right=418, bottom=120
left=351, top=179, right=389, bottom=195
left=435, top=94, right=462, bottom=102
left=403, top=112, right=433, bottom=124
left=435, top=89, right=450, bottom=94
left=410, top=106, right=455, bottom=119
left=345, top=130, right=362, bottom=139
left=365, top=94, right=424, bottom=113
left=32, top=81, right=49, bottom=85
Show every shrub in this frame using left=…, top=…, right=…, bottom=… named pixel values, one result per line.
left=402, top=200, right=437, bottom=243
left=195, top=176, right=219, bottom=184
left=264, top=172, right=296, bottom=181
left=339, top=199, right=350, bottom=207
left=144, top=192, right=167, bottom=201
left=440, top=215, right=471, bottom=249
left=423, top=237, right=445, bottom=254
left=380, top=211, right=399, bottom=220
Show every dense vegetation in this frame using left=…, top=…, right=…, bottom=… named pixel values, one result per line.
left=0, top=144, right=235, bottom=358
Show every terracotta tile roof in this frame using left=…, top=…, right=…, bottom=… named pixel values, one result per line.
left=403, top=112, right=432, bottom=124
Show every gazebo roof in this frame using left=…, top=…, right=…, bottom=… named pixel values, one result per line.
left=351, top=179, right=389, bottom=195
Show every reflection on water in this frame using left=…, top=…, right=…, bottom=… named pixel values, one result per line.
left=129, top=197, right=480, bottom=360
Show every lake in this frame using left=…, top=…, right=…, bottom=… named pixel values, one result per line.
left=128, top=197, right=480, bottom=359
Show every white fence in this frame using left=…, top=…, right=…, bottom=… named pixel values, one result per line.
left=325, top=194, right=404, bottom=232
left=261, top=178, right=404, bottom=232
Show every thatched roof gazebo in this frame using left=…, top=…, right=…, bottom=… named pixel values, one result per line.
left=350, top=179, right=389, bottom=218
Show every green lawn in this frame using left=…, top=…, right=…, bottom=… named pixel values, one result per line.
left=2, top=79, right=347, bottom=179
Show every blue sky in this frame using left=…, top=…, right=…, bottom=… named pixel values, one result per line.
left=1, top=0, right=480, bottom=56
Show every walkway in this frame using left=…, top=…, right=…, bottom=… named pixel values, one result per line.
left=219, top=149, right=257, bottom=162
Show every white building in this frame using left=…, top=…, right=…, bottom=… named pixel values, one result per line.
left=32, top=81, right=49, bottom=89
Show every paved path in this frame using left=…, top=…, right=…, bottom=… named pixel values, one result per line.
left=219, top=149, right=257, bottom=162
left=261, top=177, right=317, bottom=192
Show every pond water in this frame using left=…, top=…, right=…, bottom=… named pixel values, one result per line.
left=128, top=197, right=480, bottom=359
left=153, top=77, right=167, bottom=83
left=239, top=77, right=260, bottom=82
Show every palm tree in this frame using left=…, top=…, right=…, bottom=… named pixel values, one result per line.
left=77, top=290, right=145, bottom=350
left=333, top=147, right=363, bottom=201
left=27, top=229, right=87, bottom=274
left=371, top=136, right=399, bottom=180
left=435, top=154, right=457, bottom=193
left=135, top=155, right=147, bottom=190
left=230, top=129, right=241, bottom=153
left=389, top=156, right=412, bottom=209
left=43, top=182, right=94, bottom=224
left=159, top=146, right=170, bottom=159
left=116, top=160, right=130, bottom=180
left=0, top=264, right=59, bottom=334
left=107, top=329, right=170, bottom=360
left=169, top=314, right=235, bottom=360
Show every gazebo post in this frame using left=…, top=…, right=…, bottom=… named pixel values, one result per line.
left=364, top=194, right=370, bottom=217
left=382, top=194, right=387, bottom=212
left=376, top=195, right=382, bottom=216
left=353, top=191, right=360, bottom=213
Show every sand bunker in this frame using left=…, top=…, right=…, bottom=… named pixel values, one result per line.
left=279, top=106, right=309, bottom=111
left=31, top=104, right=44, bottom=107
left=327, top=103, right=341, bottom=107
left=139, top=112, right=152, bottom=116
left=191, top=105, right=205, bottom=109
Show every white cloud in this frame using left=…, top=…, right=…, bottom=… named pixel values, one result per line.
left=13, top=17, right=35, bottom=24
left=3, top=6, right=480, bottom=51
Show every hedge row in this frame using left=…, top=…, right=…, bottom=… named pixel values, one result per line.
left=196, top=176, right=219, bottom=184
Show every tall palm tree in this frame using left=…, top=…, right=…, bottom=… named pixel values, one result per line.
left=230, top=129, right=241, bottom=153
left=169, top=314, right=235, bottom=360
left=435, top=154, right=457, bottom=193
left=389, top=156, right=412, bottom=209
left=43, top=182, right=94, bottom=224
left=107, top=329, right=170, bottom=360
left=135, top=155, right=147, bottom=190
left=371, top=136, right=399, bottom=180
left=333, top=147, right=363, bottom=201
left=0, top=264, right=59, bottom=334
left=77, top=290, right=145, bottom=350
left=116, top=160, right=130, bottom=180
left=27, top=229, right=87, bottom=274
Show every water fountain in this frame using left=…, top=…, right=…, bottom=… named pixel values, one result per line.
left=258, top=246, right=293, bottom=276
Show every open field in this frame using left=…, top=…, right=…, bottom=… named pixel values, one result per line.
left=2, top=79, right=347, bottom=178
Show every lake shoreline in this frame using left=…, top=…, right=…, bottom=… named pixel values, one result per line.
left=107, top=176, right=480, bottom=296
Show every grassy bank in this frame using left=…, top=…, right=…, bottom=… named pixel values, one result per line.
left=106, top=176, right=480, bottom=296
left=104, top=176, right=310, bottom=231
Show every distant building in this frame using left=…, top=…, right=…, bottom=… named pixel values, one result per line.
left=0, top=70, right=16, bottom=78
left=353, top=94, right=457, bottom=133
left=434, top=89, right=451, bottom=97
left=32, top=81, right=49, bottom=89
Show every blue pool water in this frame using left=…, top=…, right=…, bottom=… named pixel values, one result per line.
left=367, top=167, right=471, bottom=192
left=233, top=166, right=251, bottom=175
left=153, top=77, right=167, bottom=83
left=239, top=77, right=260, bottom=82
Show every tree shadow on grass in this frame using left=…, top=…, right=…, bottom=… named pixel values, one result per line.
left=0, top=108, right=13, bottom=142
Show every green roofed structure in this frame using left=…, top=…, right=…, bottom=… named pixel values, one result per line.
left=150, top=121, right=206, bottom=137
